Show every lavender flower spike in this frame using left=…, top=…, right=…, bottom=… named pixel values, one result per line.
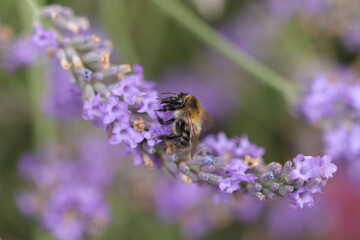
left=28, top=3, right=336, bottom=211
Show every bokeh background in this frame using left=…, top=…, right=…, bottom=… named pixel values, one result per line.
left=0, top=0, right=359, bottom=239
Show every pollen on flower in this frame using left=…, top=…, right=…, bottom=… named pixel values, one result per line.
left=244, top=155, right=261, bottom=168
left=66, top=22, right=79, bottom=34
left=46, top=47, right=55, bottom=58
left=134, top=118, right=145, bottom=132
left=120, top=64, right=132, bottom=73
left=77, top=17, right=90, bottom=30
left=115, top=64, right=132, bottom=80
left=50, top=12, right=61, bottom=22
left=100, top=51, right=110, bottom=69
left=60, top=60, right=72, bottom=70
left=73, top=57, right=83, bottom=68
left=143, top=154, right=154, bottom=169
left=180, top=173, right=193, bottom=184
left=90, top=34, right=101, bottom=43
left=256, top=192, right=265, bottom=201
left=116, top=73, right=123, bottom=80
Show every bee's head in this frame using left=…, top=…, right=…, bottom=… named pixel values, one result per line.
left=174, top=92, right=188, bottom=105
left=160, top=92, right=189, bottom=106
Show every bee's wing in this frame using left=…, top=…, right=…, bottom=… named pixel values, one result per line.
left=202, top=111, right=216, bottom=132
left=186, top=114, right=199, bottom=159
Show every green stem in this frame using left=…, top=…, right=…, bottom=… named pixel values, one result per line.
left=23, top=0, right=39, bottom=19
left=20, top=0, right=56, bottom=148
left=149, top=0, right=297, bottom=102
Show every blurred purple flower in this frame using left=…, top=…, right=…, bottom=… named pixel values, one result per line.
left=341, top=19, right=360, bottom=52
left=267, top=196, right=333, bottom=239
left=31, top=24, right=57, bottom=48
left=154, top=179, right=213, bottom=238
left=17, top=134, right=120, bottom=239
left=3, top=38, right=40, bottom=71
left=231, top=195, right=263, bottom=222
left=298, top=70, right=360, bottom=185
left=77, top=135, right=121, bottom=189
left=267, top=0, right=326, bottom=17
left=299, top=75, right=343, bottom=123
left=16, top=191, right=38, bottom=216
left=43, top=60, right=82, bottom=121
left=324, top=123, right=360, bottom=184
left=43, top=184, right=110, bottom=240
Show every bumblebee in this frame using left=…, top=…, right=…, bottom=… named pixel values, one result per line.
left=155, top=92, right=215, bottom=159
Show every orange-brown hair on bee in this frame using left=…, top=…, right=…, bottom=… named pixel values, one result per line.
left=154, top=92, right=215, bottom=159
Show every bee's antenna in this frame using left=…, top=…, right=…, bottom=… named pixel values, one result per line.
left=161, top=92, right=176, bottom=95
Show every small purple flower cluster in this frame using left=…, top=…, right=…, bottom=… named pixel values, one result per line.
left=299, top=73, right=360, bottom=124
left=0, top=22, right=41, bottom=71
left=42, top=59, right=83, bottom=121
left=299, top=71, right=360, bottom=184
left=154, top=179, right=213, bottom=238
left=267, top=0, right=326, bottom=17
left=201, top=133, right=335, bottom=208
left=17, top=135, right=118, bottom=240
left=203, top=133, right=264, bottom=194
left=267, top=0, right=360, bottom=52
left=288, top=154, right=336, bottom=208
left=81, top=64, right=167, bottom=152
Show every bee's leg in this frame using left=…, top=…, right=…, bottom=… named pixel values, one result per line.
left=155, top=108, right=168, bottom=112
left=159, top=121, right=187, bottom=143
left=156, top=116, right=175, bottom=125
left=156, top=106, right=179, bottom=112
left=154, top=110, right=175, bottom=125
left=156, top=134, right=179, bottom=140
left=162, top=118, right=175, bottom=125
left=155, top=122, right=183, bottom=140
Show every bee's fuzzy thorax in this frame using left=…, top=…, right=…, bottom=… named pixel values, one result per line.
left=188, top=96, right=203, bottom=122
